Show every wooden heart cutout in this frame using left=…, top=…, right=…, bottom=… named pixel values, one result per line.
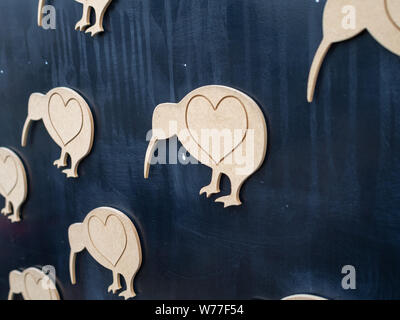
left=0, top=156, right=18, bottom=196
left=48, top=93, right=83, bottom=146
left=186, top=95, right=248, bottom=164
left=88, top=215, right=127, bottom=266
left=24, top=274, right=52, bottom=300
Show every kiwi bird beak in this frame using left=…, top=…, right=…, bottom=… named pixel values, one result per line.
left=307, top=39, right=332, bottom=103
left=144, top=137, right=158, bottom=179
left=21, top=117, right=33, bottom=147
left=69, top=249, right=77, bottom=285
left=38, top=0, right=45, bottom=26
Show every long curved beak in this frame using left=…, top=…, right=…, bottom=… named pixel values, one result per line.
left=21, top=117, right=32, bottom=147
left=307, top=38, right=331, bottom=103
left=38, top=0, right=45, bottom=26
left=144, top=137, right=158, bottom=179
left=21, top=116, right=32, bottom=147
left=69, top=250, right=77, bottom=285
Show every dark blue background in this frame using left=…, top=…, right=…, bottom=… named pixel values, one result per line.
left=0, top=0, right=399, bottom=300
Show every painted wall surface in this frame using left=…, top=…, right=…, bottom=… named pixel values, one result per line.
left=1, top=0, right=400, bottom=300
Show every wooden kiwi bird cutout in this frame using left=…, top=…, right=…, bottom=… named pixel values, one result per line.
left=144, top=85, right=268, bottom=208
left=0, top=147, right=28, bottom=223
left=8, top=267, right=60, bottom=300
left=68, top=207, right=142, bottom=300
left=74, top=0, right=113, bottom=36
left=308, top=0, right=400, bottom=102
left=21, top=87, right=94, bottom=178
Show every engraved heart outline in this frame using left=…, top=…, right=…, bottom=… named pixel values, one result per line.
left=24, top=273, right=52, bottom=300
left=87, top=214, right=127, bottom=267
left=185, top=95, right=249, bottom=164
left=0, top=155, right=18, bottom=196
left=48, top=93, right=84, bottom=146
left=385, top=0, right=400, bottom=31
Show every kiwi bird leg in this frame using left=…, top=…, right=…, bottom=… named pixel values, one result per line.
left=200, top=170, right=222, bottom=197
left=1, top=200, right=11, bottom=215
left=53, top=149, right=68, bottom=168
left=307, top=38, right=332, bottom=102
left=108, top=271, right=122, bottom=294
left=9, top=204, right=21, bottom=223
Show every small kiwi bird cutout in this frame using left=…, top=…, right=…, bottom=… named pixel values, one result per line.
left=69, top=207, right=142, bottom=300
left=8, top=267, right=60, bottom=300
left=21, top=87, right=94, bottom=178
left=308, top=0, right=400, bottom=102
left=0, top=148, right=28, bottom=223
left=144, top=85, right=268, bottom=208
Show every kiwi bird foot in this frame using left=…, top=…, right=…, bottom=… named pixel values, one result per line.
left=1, top=208, right=11, bottom=216
left=119, top=289, right=136, bottom=300
left=62, top=169, right=78, bottom=178
left=53, top=159, right=67, bottom=169
left=200, top=184, right=220, bottom=198
left=85, top=25, right=104, bottom=36
left=75, top=20, right=90, bottom=31
left=215, top=195, right=242, bottom=208
left=8, top=215, right=20, bottom=223
left=108, top=282, right=122, bottom=294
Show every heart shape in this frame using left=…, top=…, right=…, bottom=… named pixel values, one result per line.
left=386, top=0, right=400, bottom=29
left=24, top=274, right=52, bottom=300
left=48, top=93, right=83, bottom=146
left=0, top=156, right=18, bottom=196
left=88, top=215, right=127, bottom=266
left=185, top=95, right=248, bottom=164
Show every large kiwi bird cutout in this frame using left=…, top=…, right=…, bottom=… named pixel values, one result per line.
left=144, top=85, right=268, bottom=208
left=308, top=0, right=400, bottom=102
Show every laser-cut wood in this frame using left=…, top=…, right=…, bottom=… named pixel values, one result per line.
left=282, top=294, right=327, bottom=300
left=21, top=87, right=94, bottom=178
left=75, top=0, right=113, bottom=36
left=8, top=267, right=60, bottom=300
left=144, top=85, right=268, bottom=208
left=68, top=207, right=142, bottom=300
left=0, top=148, right=27, bottom=223
left=37, top=0, right=45, bottom=26
left=308, top=0, right=400, bottom=102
